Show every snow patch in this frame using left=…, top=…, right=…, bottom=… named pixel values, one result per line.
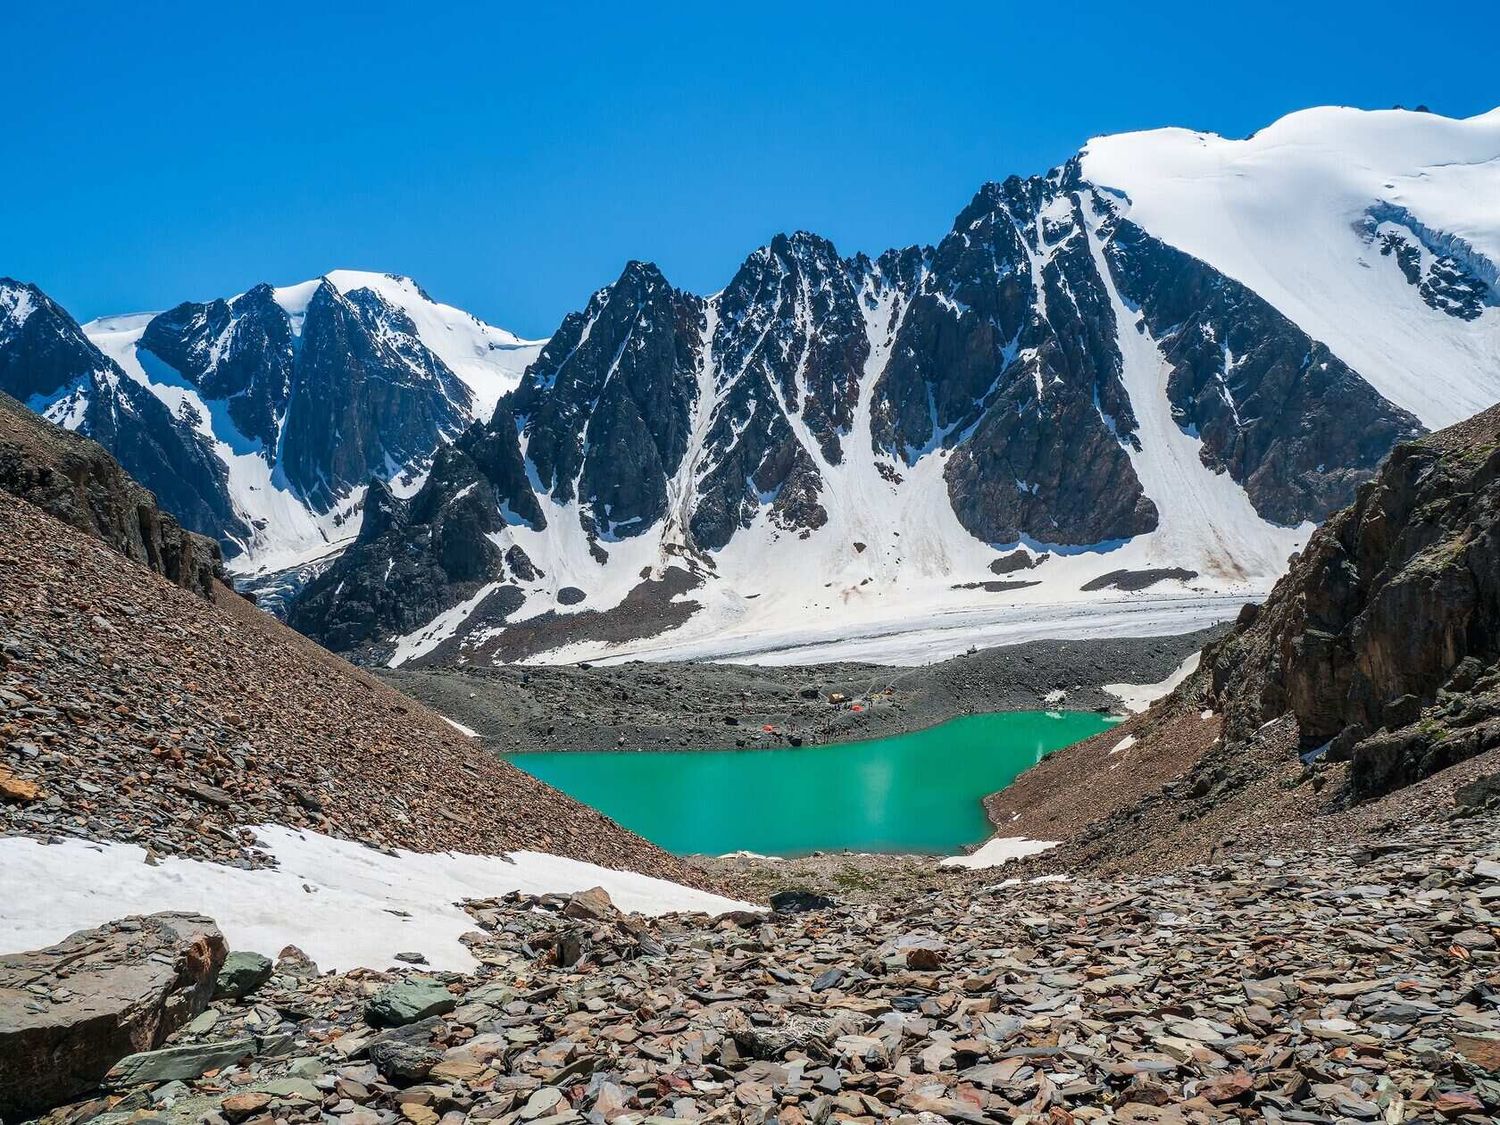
left=940, top=836, right=1057, bottom=870
left=0, top=825, right=758, bottom=972
left=1103, top=651, right=1201, bottom=713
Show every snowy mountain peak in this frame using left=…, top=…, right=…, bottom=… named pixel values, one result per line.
left=1080, top=104, right=1500, bottom=428
left=1, top=271, right=550, bottom=574
left=0, top=278, right=41, bottom=331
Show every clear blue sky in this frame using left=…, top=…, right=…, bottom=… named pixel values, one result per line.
left=6, top=1, right=1496, bottom=338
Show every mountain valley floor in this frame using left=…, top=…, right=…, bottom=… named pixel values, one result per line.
left=380, top=629, right=1217, bottom=754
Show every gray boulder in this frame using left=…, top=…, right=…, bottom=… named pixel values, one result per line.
left=104, top=1037, right=257, bottom=1087
left=214, top=951, right=275, bottom=1000
left=0, top=912, right=226, bottom=1119
left=365, top=978, right=457, bottom=1028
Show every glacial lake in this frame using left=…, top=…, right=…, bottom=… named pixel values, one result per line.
left=506, top=711, right=1116, bottom=856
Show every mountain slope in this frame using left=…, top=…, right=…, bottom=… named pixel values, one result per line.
left=0, top=478, right=700, bottom=884
left=288, top=107, right=1500, bottom=666
left=0, top=391, right=223, bottom=596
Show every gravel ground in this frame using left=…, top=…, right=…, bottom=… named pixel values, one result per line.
left=19, top=812, right=1500, bottom=1123
left=380, top=628, right=1219, bottom=754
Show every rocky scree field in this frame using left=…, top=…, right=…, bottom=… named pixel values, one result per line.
left=2, top=815, right=1498, bottom=1122
left=0, top=489, right=698, bottom=880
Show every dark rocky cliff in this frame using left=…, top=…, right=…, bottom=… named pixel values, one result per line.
left=0, top=392, right=224, bottom=597
left=1202, top=403, right=1500, bottom=796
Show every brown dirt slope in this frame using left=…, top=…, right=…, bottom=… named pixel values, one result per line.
left=0, top=493, right=705, bottom=886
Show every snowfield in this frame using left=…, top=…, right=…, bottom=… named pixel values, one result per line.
left=1082, top=105, right=1500, bottom=429
left=0, top=825, right=756, bottom=972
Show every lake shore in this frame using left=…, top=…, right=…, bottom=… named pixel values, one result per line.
left=380, top=625, right=1221, bottom=753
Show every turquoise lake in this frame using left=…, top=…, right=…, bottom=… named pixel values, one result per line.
left=506, top=711, right=1115, bottom=856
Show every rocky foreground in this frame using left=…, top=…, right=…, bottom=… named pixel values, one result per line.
left=5, top=813, right=1498, bottom=1124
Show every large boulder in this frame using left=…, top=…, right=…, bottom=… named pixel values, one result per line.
left=365, top=978, right=457, bottom=1028
left=0, top=912, right=227, bottom=1119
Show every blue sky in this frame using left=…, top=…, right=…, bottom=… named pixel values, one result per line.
left=5, top=1, right=1497, bottom=337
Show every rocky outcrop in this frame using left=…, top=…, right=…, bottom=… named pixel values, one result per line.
left=0, top=391, right=224, bottom=596
left=0, top=913, right=226, bottom=1119
left=1360, top=203, right=1497, bottom=322
left=1199, top=405, right=1500, bottom=795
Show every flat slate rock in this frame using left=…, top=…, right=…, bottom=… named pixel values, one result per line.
left=0, top=912, right=225, bottom=1119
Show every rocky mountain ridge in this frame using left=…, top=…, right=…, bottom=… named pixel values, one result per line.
left=293, top=162, right=1436, bottom=665
left=4, top=106, right=1496, bottom=666
left=0, top=391, right=223, bottom=597
left=0, top=272, right=542, bottom=575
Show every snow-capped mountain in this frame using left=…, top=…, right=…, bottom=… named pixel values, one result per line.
left=0, top=271, right=543, bottom=579
left=289, top=106, right=1499, bottom=667
left=0, top=281, right=240, bottom=538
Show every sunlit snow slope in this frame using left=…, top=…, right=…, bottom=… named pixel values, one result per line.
left=1082, top=106, right=1500, bottom=427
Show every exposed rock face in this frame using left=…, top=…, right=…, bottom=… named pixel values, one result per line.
left=1202, top=405, right=1500, bottom=795
left=139, top=283, right=296, bottom=450
left=690, top=234, right=868, bottom=548
left=513, top=261, right=703, bottom=539
left=291, top=175, right=1425, bottom=659
left=880, top=180, right=1156, bottom=546
left=0, top=278, right=246, bottom=544
left=0, top=391, right=223, bottom=596
left=277, top=282, right=472, bottom=511
left=0, top=913, right=226, bottom=1119
left=288, top=452, right=515, bottom=652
